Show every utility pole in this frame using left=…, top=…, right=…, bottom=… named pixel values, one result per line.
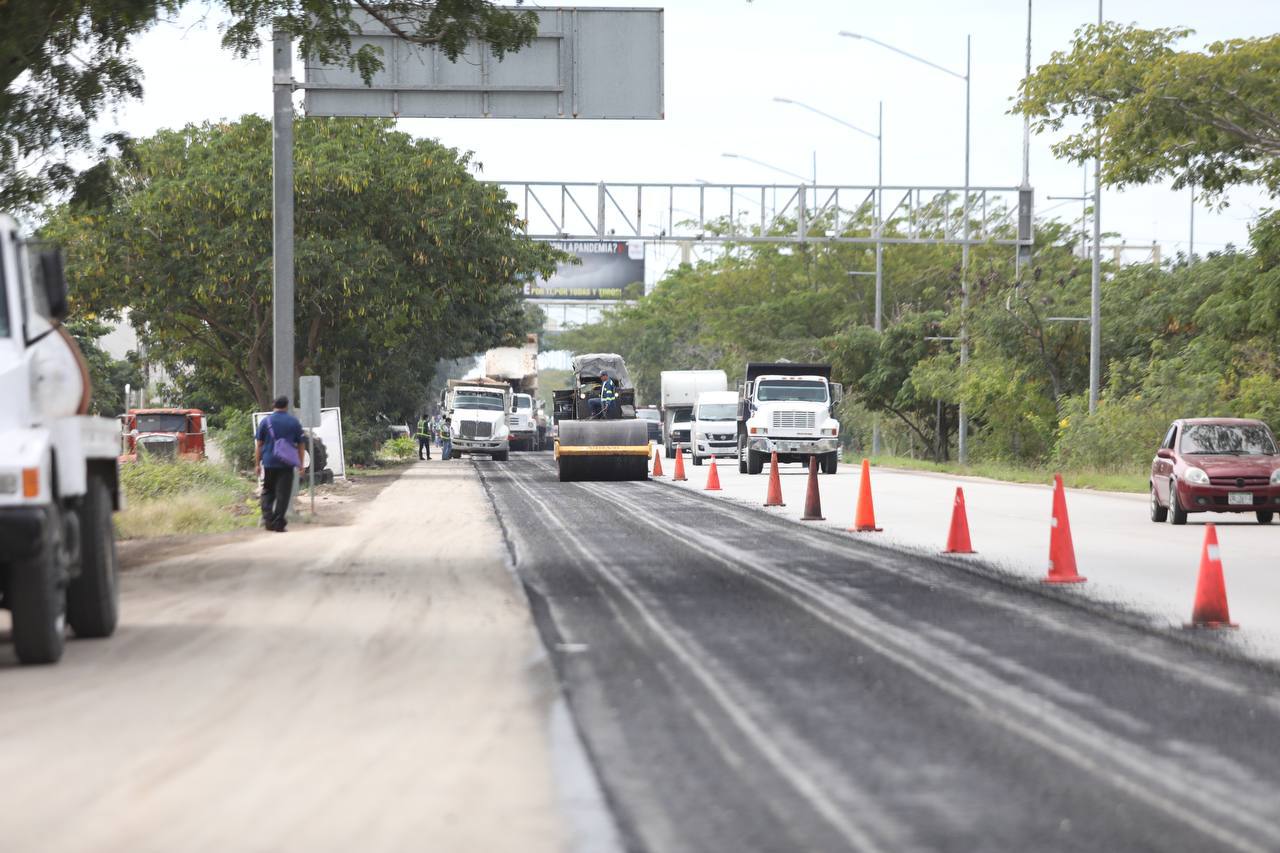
left=1189, top=183, right=1196, bottom=262
left=272, top=29, right=295, bottom=405
left=1088, top=1, right=1103, bottom=415
left=958, top=33, right=971, bottom=464
left=1017, top=0, right=1033, bottom=277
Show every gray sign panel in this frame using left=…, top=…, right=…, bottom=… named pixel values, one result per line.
left=527, top=240, right=645, bottom=300
left=303, top=7, right=663, bottom=120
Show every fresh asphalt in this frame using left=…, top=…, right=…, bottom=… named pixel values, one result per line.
left=479, top=453, right=1280, bottom=853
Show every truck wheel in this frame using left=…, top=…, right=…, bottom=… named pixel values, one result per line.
left=821, top=452, right=839, bottom=475
left=493, top=450, right=510, bottom=462
left=9, top=526, right=67, bottom=665
left=68, top=476, right=119, bottom=639
left=747, top=449, right=765, bottom=475
left=692, top=453, right=702, bottom=467
left=665, top=442, right=675, bottom=460
left=738, top=440, right=748, bottom=474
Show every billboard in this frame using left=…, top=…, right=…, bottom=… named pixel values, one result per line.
left=303, top=7, right=664, bottom=120
left=527, top=241, right=645, bottom=300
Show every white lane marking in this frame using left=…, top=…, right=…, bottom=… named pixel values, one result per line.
left=596, top=483, right=1280, bottom=853
left=648, top=480, right=1280, bottom=715
left=501, top=467, right=896, bottom=853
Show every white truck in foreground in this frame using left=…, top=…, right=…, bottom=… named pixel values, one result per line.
left=443, top=378, right=512, bottom=461
left=0, top=213, right=122, bottom=664
left=660, top=370, right=728, bottom=459
left=737, top=361, right=843, bottom=475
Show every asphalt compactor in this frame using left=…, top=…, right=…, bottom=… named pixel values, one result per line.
left=553, top=354, right=650, bottom=482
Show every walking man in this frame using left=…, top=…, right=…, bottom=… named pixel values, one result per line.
left=255, top=396, right=305, bottom=532
left=438, top=417, right=453, bottom=461
left=416, top=412, right=432, bottom=460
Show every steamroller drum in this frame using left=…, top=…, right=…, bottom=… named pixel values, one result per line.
left=557, top=420, right=650, bottom=482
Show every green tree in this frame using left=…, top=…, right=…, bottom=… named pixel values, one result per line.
left=1, top=0, right=537, bottom=211
left=46, top=115, right=562, bottom=419
left=1015, top=24, right=1280, bottom=199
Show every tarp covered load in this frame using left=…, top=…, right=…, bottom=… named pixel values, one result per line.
left=572, top=353, right=631, bottom=388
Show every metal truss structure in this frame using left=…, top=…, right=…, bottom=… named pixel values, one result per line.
left=490, top=180, right=1034, bottom=248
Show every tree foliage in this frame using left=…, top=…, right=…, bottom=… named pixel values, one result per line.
left=45, top=115, right=562, bottom=422
left=1, top=0, right=537, bottom=211
left=1015, top=24, right=1280, bottom=200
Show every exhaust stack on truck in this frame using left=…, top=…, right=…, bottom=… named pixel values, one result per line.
left=737, top=362, right=843, bottom=475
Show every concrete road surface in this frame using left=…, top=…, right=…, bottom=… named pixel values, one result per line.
left=666, top=457, right=1280, bottom=662
left=0, top=462, right=614, bottom=853
left=485, top=454, right=1280, bottom=853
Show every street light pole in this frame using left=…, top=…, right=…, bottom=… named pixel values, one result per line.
left=840, top=29, right=972, bottom=463
left=1088, top=1, right=1103, bottom=415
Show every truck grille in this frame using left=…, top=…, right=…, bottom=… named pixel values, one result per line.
left=507, top=415, right=520, bottom=428
left=460, top=421, right=492, bottom=439
left=771, top=411, right=815, bottom=431
left=138, top=438, right=177, bottom=459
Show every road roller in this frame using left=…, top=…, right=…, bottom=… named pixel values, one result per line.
left=553, top=354, right=651, bottom=482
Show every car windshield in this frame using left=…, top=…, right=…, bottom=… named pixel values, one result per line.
left=1180, top=424, right=1277, bottom=455
left=757, top=380, right=828, bottom=403
left=454, top=393, right=505, bottom=412
left=514, top=396, right=532, bottom=410
left=698, top=403, right=737, bottom=421
left=636, top=410, right=660, bottom=421
left=136, top=414, right=187, bottom=432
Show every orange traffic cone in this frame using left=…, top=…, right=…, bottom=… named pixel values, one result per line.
left=764, top=451, right=785, bottom=506
left=848, top=458, right=882, bottom=532
left=1187, top=524, right=1238, bottom=629
left=1044, top=474, right=1086, bottom=584
left=704, top=457, right=722, bottom=491
left=801, top=456, right=825, bottom=520
left=944, top=487, right=975, bottom=554
left=672, top=447, right=687, bottom=481
left=651, top=447, right=664, bottom=477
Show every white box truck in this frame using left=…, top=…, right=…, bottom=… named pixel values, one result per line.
left=737, top=362, right=842, bottom=475
left=484, top=336, right=540, bottom=451
left=691, top=390, right=741, bottom=466
left=0, top=214, right=122, bottom=664
left=660, top=370, right=728, bottom=459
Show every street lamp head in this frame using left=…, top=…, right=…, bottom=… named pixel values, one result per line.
left=838, top=31, right=862, bottom=40
left=773, top=97, right=794, bottom=104
left=721, top=152, right=739, bottom=159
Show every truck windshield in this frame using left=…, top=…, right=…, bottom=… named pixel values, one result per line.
left=636, top=410, right=660, bottom=421
left=698, top=403, right=737, bottom=420
left=757, top=380, right=828, bottom=403
left=136, top=414, right=187, bottom=433
left=454, top=393, right=505, bottom=411
left=670, top=407, right=692, bottom=423
left=515, top=396, right=532, bottom=410
left=1181, top=424, right=1277, bottom=455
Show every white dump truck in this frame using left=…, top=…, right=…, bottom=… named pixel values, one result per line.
left=485, top=336, right=540, bottom=451
left=737, top=361, right=843, bottom=475
left=660, top=369, right=728, bottom=459
left=443, top=378, right=512, bottom=461
left=0, top=213, right=122, bottom=664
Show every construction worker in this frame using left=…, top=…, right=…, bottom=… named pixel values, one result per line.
left=589, top=370, right=618, bottom=419
left=438, top=417, right=453, bottom=460
left=416, top=412, right=432, bottom=460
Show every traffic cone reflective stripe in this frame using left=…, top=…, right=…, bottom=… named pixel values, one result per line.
left=705, top=457, right=722, bottom=490
left=764, top=451, right=785, bottom=506
left=944, top=487, right=975, bottom=553
left=801, top=456, right=825, bottom=520
left=1044, top=474, right=1086, bottom=584
left=672, top=447, right=687, bottom=481
left=1187, top=523, right=1237, bottom=628
left=651, top=446, right=664, bottom=477
left=849, top=458, right=882, bottom=532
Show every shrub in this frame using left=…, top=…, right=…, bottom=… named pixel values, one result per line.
left=121, top=458, right=247, bottom=501
left=213, top=407, right=257, bottom=472
left=377, top=435, right=417, bottom=462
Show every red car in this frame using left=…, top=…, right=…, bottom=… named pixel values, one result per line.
left=1150, top=418, right=1280, bottom=524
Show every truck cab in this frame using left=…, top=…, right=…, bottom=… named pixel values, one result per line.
left=691, top=391, right=740, bottom=466
left=444, top=380, right=512, bottom=461
left=0, top=213, right=122, bottom=663
left=737, top=362, right=842, bottom=475
left=507, top=393, right=538, bottom=451
left=120, top=408, right=207, bottom=461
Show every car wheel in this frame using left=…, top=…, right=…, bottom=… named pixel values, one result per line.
left=1168, top=479, right=1188, bottom=525
left=1257, top=510, right=1274, bottom=524
left=1149, top=483, right=1168, bottom=523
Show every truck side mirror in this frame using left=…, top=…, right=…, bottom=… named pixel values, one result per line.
left=831, top=383, right=844, bottom=404
left=38, top=249, right=69, bottom=322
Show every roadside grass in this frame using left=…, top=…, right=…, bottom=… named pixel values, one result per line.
left=848, top=454, right=1148, bottom=494
left=116, top=460, right=257, bottom=540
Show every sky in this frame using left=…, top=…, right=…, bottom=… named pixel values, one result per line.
left=105, top=0, right=1280, bottom=274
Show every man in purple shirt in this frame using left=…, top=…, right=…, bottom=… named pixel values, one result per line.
left=255, top=396, right=305, bottom=532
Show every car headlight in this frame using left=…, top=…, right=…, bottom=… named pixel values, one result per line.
left=1271, top=468, right=1280, bottom=485
left=1184, top=467, right=1210, bottom=485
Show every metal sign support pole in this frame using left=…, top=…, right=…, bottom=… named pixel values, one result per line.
left=272, top=29, right=295, bottom=406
